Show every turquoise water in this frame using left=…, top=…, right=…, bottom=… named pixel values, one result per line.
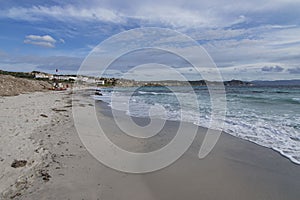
left=93, top=86, right=300, bottom=164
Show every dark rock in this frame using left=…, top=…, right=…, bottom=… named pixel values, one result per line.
left=10, top=192, right=21, bottom=199
left=52, top=108, right=67, bottom=112
left=11, top=160, right=27, bottom=168
left=40, top=114, right=48, bottom=118
left=39, top=170, right=51, bottom=182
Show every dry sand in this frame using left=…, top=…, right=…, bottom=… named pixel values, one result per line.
left=0, top=89, right=300, bottom=200
left=0, top=90, right=72, bottom=199
left=0, top=75, right=51, bottom=96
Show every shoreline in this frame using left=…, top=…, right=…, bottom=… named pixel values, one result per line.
left=0, top=89, right=299, bottom=199
left=93, top=91, right=300, bottom=166
left=95, top=96, right=300, bottom=166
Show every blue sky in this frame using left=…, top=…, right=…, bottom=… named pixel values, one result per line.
left=0, top=0, right=300, bottom=80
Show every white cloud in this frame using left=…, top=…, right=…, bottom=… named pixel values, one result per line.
left=188, top=28, right=247, bottom=41
left=1, top=1, right=299, bottom=34
left=0, top=51, right=83, bottom=72
left=216, top=63, right=299, bottom=81
left=25, top=35, right=56, bottom=43
left=0, top=0, right=294, bottom=28
left=131, top=6, right=217, bottom=28
left=1, top=0, right=300, bottom=80
left=2, top=5, right=124, bottom=23
left=24, top=35, right=56, bottom=48
left=195, top=26, right=300, bottom=69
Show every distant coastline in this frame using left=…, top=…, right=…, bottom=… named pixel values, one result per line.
left=1, top=69, right=299, bottom=87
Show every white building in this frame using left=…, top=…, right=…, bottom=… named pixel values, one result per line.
left=34, top=73, right=53, bottom=80
left=96, top=80, right=105, bottom=85
left=53, top=76, right=77, bottom=81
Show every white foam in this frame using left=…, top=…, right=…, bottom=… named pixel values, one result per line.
left=91, top=88, right=300, bottom=165
left=292, top=97, right=300, bottom=103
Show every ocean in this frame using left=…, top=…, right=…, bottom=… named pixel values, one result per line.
left=93, top=85, right=300, bottom=164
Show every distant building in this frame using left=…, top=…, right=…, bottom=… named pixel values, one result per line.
left=53, top=75, right=77, bottom=81
left=68, top=77, right=77, bottom=81
left=80, top=77, right=95, bottom=83
left=34, top=72, right=53, bottom=80
left=96, top=80, right=105, bottom=85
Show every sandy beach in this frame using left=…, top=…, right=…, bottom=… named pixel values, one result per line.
left=1, top=0, right=300, bottom=199
left=0, top=90, right=71, bottom=199
left=0, top=88, right=299, bottom=199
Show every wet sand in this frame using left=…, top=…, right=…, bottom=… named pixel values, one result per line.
left=1, top=89, right=300, bottom=199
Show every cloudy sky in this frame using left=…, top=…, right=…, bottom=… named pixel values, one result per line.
left=0, top=0, right=300, bottom=80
